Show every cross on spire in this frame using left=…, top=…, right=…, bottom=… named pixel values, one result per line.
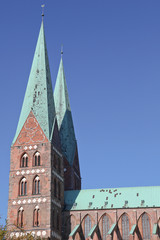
left=41, top=4, right=45, bottom=18
left=61, top=44, right=63, bottom=56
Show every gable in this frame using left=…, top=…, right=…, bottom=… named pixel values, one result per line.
left=13, top=111, right=48, bottom=146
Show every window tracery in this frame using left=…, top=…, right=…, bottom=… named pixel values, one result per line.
left=33, top=206, right=40, bottom=227
left=17, top=207, right=24, bottom=228
left=34, top=152, right=40, bottom=166
left=84, top=215, right=92, bottom=239
left=21, top=153, right=28, bottom=168
left=142, top=213, right=151, bottom=240
left=19, top=177, right=27, bottom=196
left=33, top=176, right=40, bottom=195
left=102, top=215, right=110, bottom=240
left=122, top=214, right=129, bottom=240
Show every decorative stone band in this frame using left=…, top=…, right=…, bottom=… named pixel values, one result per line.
left=24, top=145, right=38, bottom=150
left=10, top=230, right=46, bottom=238
left=16, top=168, right=45, bottom=175
left=52, top=199, right=61, bottom=208
left=52, top=231, right=61, bottom=240
left=52, top=169, right=63, bottom=182
left=12, top=198, right=47, bottom=205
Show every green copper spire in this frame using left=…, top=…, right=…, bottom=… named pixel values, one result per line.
left=13, top=21, right=55, bottom=144
left=54, top=57, right=76, bottom=165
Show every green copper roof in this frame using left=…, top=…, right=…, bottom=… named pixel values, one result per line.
left=13, top=21, right=55, bottom=144
left=54, top=58, right=76, bottom=165
left=64, top=186, right=160, bottom=210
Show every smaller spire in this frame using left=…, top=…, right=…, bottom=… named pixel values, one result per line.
left=61, top=44, right=63, bottom=57
left=41, top=4, right=45, bottom=18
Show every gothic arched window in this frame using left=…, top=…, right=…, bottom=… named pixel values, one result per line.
left=142, top=213, right=151, bottom=240
left=33, top=206, right=40, bottom=227
left=57, top=213, right=60, bottom=230
left=33, top=176, right=40, bottom=195
left=34, top=152, right=40, bottom=166
left=122, top=214, right=129, bottom=240
left=84, top=215, right=92, bottom=239
left=54, top=154, right=57, bottom=169
left=17, top=207, right=24, bottom=228
left=21, top=153, right=28, bottom=168
left=58, top=158, right=61, bottom=173
left=54, top=179, right=57, bottom=197
left=58, top=182, right=61, bottom=200
left=19, top=177, right=27, bottom=196
left=102, top=215, right=110, bottom=240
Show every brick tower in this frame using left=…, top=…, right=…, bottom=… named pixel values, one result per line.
left=7, top=18, right=81, bottom=239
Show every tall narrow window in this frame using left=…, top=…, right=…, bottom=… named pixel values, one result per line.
left=54, top=154, right=57, bottom=169
left=34, top=152, right=40, bottom=166
left=19, top=177, right=27, bottom=196
left=33, top=176, right=40, bottom=194
left=57, top=213, right=60, bottom=230
left=58, top=182, right=61, bottom=200
left=17, top=207, right=24, bottom=228
left=58, top=158, right=61, bottom=173
left=33, top=206, right=40, bottom=227
left=102, top=215, right=110, bottom=240
left=54, top=179, right=57, bottom=197
left=52, top=210, right=54, bottom=228
left=84, top=215, right=92, bottom=239
left=142, top=213, right=151, bottom=240
left=122, top=214, right=129, bottom=240
left=21, top=153, right=28, bottom=168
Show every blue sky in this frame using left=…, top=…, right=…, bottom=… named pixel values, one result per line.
left=1, top=0, right=160, bottom=224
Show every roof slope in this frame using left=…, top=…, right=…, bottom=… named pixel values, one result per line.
left=64, top=186, right=160, bottom=210
left=13, top=21, right=55, bottom=144
left=54, top=58, right=76, bottom=165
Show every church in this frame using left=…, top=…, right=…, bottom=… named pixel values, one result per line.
left=7, top=15, right=160, bottom=240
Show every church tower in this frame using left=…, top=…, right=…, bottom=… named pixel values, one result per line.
left=7, top=19, right=67, bottom=239
left=54, top=57, right=81, bottom=191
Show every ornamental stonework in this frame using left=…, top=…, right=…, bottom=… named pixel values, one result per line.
left=14, top=111, right=48, bottom=146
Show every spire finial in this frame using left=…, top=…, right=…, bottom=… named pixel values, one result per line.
left=61, top=44, right=63, bottom=57
left=41, top=4, right=45, bottom=18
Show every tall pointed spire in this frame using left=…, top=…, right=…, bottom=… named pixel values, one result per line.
left=13, top=21, right=55, bottom=144
left=54, top=57, right=76, bottom=165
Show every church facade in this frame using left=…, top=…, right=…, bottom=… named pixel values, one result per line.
left=7, top=18, right=160, bottom=240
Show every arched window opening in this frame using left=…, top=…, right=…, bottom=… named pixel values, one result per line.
left=34, top=152, right=40, bottom=166
left=58, top=182, right=61, bottom=200
left=33, top=176, right=40, bottom=195
left=57, top=213, right=60, bottom=230
left=21, top=153, right=28, bottom=168
left=84, top=215, right=92, bottom=239
left=54, top=179, right=57, bottom=197
left=54, top=154, right=57, bottom=169
left=19, top=177, right=27, bottom=196
left=102, top=215, right=110, bottom=240
left=142, top=213, right=151, bottom=240
left=122, top=214, right=129, bottom=240
left=58, top=158, right=61, bottom=173
left=17, top=207, right=24, bottom=228
left=33, top=206, right=40, bottom=227
left=52, top=210, right=55, bottom=228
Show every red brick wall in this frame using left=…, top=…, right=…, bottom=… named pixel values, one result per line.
left=63, top=208, right=160, bottom=239
left=7, top=112, right=64, bottom=240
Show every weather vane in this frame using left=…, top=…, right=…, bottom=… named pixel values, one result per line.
left=41, top=4, right=45, bottom=17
